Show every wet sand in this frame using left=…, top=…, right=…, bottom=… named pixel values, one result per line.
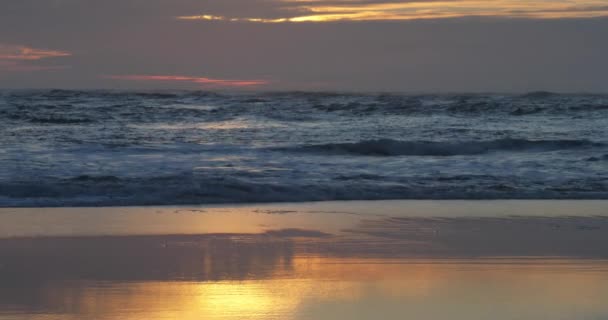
left=1, top=200, right=608, bottom=319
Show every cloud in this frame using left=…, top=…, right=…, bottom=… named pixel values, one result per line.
left=0, top=44, right=71, bottom=72
left=177, top=0, right=608, bottom=22
left=105, top=75, right=270, bottom=88
left=0, top=44, right=71, bottom=60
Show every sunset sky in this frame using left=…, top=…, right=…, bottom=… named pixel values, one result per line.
left=1, top=0, right=607, bottom=92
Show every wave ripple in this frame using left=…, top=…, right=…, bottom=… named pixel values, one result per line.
left=286, top=138, right=602, bottom=156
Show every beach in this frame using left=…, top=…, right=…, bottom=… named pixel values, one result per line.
left=1, top=200, right=607, bottom=319
left=3, top=1, right=608, bottom=319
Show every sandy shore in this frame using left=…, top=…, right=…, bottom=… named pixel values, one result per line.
left=1, top=200, right=608, bottom=319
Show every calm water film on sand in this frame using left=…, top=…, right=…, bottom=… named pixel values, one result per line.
left=1, top=1, right=608, bottom=319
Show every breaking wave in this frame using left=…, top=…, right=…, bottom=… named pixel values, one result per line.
left=285, top=138, right=602, bottom=156
left=1, top=173, right=607, bottom=207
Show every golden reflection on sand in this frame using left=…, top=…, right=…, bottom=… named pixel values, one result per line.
left=2, top=200, right=608, bottom=239
left=3, top=257, right=608, bottom=320
left=2, top=202, right=608, bottom=319
left=0, top=205, right=360, bottom=238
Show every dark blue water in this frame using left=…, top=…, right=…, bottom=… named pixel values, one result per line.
left=1, top=90, right=607, bottom=206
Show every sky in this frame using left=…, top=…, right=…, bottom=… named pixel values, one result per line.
left=0, top=0, right=607, bottom=92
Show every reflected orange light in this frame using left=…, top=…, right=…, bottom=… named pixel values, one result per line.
left=15, top=257, right=608, bottom=320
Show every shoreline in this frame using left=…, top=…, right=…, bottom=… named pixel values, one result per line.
left=2, top=199, right=608, bottom=237
left=1, top=200, right=607, bottom=258
left=3, top=198, right=608, bottom=209
left=4, top=195, right=608, bottom=209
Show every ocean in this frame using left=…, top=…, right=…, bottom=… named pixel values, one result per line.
left=1, top=89, right=607, bottom=206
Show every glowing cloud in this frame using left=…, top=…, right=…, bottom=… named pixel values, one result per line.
left=105, top=75, right=270, bottom=87
left=0, top=44, right=71, bottom=61
left=177, top=0, right=608, bottom=22
left=0, top=44, right=71, bottom=72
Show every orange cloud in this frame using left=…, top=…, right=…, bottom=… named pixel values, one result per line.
left=0, top=44, right=71, bottom=61
left=0, top=44, right=71, bottom=72
left=105, top=75, right=270, bottom=87
left=177, top=0, right=608, bottom=22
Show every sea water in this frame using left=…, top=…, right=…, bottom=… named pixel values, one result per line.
left=1, top=90, right=607, bottom=206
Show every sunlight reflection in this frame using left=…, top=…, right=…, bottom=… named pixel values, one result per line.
left=2, top=202, right=608, bottom=319
left=3, top=257, right=608, bottom=320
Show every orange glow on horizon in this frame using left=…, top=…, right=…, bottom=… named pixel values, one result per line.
left=105, top=74, right=270, bottom=88
left=177, top=0, right=608, bottom=23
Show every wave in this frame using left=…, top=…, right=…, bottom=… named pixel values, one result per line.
left=1, top=173, right=607, bottom=207
left=519, top=91, right=560, bottom=98
left=3, top=91, right=608, bottom=120
left=586, top=154, right=608, bottom=162
left=28, top=117, right=94, bottom=124
left=281, top=138, right=603, bottom=156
